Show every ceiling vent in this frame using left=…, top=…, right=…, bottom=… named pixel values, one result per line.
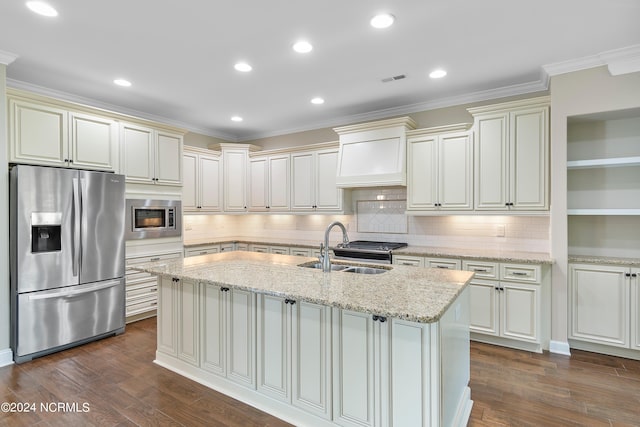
left=381, top=74, right=406, bottom=83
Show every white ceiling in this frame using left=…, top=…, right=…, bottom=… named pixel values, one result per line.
left=1, top=0, right=639, bottom=141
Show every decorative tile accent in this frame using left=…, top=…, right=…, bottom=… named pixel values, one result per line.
left=357, top=199, right=407, bottom=234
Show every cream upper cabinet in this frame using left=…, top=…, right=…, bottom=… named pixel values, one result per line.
left=291, top=146, right=344, bottom=212
left=407, top=127, right=472, bottom=212
left=122, top=122, right=183, bottom=186
left=469, top=97, right=549, bottom=211
left=183, top=147, right=222, bottom=213
left=9, top=97, right=118, bottom=172
left=218, top=144, right=260, bottom=212
left=249, top=154, right=290, bottom=212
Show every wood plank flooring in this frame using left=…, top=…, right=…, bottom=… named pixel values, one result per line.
left=1, top=317, right=639, bottom=426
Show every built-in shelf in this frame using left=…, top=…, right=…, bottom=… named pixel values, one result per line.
left=568, top=209, right=640, bottom=216
left=567, top=156, right=640, bottom=169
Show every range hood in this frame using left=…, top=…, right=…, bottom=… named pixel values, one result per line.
left=334, top=117, right=416, bottom=188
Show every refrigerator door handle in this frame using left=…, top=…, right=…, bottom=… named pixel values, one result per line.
left=72, top=177, right=81, bottom=277
left=27, top=280, right=122, bottom=301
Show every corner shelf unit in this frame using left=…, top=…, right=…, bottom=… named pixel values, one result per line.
left=567, top=112, right=640, bottom=217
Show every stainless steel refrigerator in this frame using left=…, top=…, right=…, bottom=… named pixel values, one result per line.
left=10, top=165, right=126, bottom=363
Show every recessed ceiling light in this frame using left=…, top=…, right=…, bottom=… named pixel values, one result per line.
left=429, top=69, right=447, bottom=79
left=234, top=62, right=252, bottom=72
left=26, top=1, right=58, bottom=17
left=113, top=79, right=132, bottom=87
left=231, top=116, right=243, bottom=122
left=293, top=41, right=313, bottom=53
left=310, top=97, right=325, bottom=105
left=370, top=13, right=395, bottom=29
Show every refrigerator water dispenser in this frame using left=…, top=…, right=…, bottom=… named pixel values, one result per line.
left=31, top=212, right=62, bottom=253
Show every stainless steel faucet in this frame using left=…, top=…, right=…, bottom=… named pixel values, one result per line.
left=319, top=221, right=349, bottom=272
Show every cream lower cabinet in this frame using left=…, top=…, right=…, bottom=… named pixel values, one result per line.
left=257, top=295, right=332, bottom=420
left=465, top=261, right=544, bottom=351
left=201, top=283, right=256, bottom=388
left=569, top=264, right=639, bottom=353
left=157, top=276, right=199, bottom=366
left=9, top=97, right=119, bottom=171
left=406, top=128, right=473, bottom=212
left=332, top=309, right=389, bottom=427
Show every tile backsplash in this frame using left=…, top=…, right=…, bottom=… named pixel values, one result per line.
left=184, top=187, right=550, bottom=253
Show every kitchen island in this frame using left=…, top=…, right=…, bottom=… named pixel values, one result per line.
left=136, top=251, right=474, bottom=427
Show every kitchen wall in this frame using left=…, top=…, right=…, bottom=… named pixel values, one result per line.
left=184, top=187, right=550, bottom=253
left=0, top=63, right=10, bottom=365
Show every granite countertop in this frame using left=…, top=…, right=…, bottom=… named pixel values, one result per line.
left=569, top=254, right=640, bottom=266
left=184, top=237, right=554, bottom=264
left=134, top=251, right=474, bottom=324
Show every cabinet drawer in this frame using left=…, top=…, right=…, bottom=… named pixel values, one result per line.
left=126, top=268, right=153, bottom=282
left=290, top=248, right=311, bottom=257
left=251, top=245, right=269, bottom=253
left=126, top=280, right=158, bottom=298
left=126, top=252, right=182, bottom=265
left=393, top=255, right=424, bottom=267
left=185, top=246, right=219, bottom=257
left=425, top=257, right=461, bottom=270
left=126, top=298, right=158, bottom=317
left=463, top=260, right=499, bottom=279
left=269, top=246, right=290, bottom=255
left=220, top=244, right=235, bottom=252
left=236, top=243, right=249, bottom=251
left=500, top=263, right=541, bottom=284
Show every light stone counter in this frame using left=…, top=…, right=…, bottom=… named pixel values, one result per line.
left=569, top=254, right=640, bottom=266
left=183, top=237, right=554, bottom=264
left=135, top=251, right=473, bottom=323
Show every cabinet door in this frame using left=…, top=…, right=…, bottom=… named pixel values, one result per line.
left=257, top=295, right=290, bottom=402
left=632, top=269, right=640, bottom=350
left=469, top=280, right=499, bottom=336
left=407, top=135, right=438, bottom=210
left=570, top=264, right=630, bottom=347
left=156, top=131, right=182, bottom=186
left=182, top=152, right=198, bottom=211
left=474, top=113, right=509, bottom=210
left=201, top=283, right=226, bottom=376
left=268, top=154, right=290, bottom=211
left=316, top=149, right=342, bottom=211
left=509, top=107, right=548, bottom=210
left=500, top=281, right=540, bottom=342
left=199, top=154, right=222, bottom=211
left=224, top=149, right=248, bottom=212
left=9, top=99, right=68, bottom=167
left=122, top=123, right=155, bottom=184
left=157, top=276, right=177, bottom=356
left=332, top=309, right=375, bottom=427
left=248, top=157, right=268, bottom=211
left=292, top=301, right=332, bottom=419
left=227, top=289, right=256, bottom=388
left=439, top=132, right=473, bottom=210
left=70, top=112, right=118, bottom=172
left=291, top=152, right=315, bottom=211
left=177, top=279, right=199, bottom=366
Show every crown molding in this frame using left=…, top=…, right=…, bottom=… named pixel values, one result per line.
left=543, top=44, right=640, bottom=77
left=0, top=50, right=18, bottom=66
left=6, top=78, right=238, bottom=141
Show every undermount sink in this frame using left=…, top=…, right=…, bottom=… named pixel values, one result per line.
left=298, top=261, right=390, bottom=274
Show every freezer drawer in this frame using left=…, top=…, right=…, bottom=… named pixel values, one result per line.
left=16, top=278, right=125, bottom=361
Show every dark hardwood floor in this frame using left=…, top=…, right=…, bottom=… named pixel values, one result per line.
left=1, top=317, right=639, bottom=426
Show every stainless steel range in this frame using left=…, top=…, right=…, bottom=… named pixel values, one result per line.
left=332, top=240, right=408, bottom=264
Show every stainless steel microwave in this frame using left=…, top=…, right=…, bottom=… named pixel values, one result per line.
left=125, top=199, right=182, bottom=240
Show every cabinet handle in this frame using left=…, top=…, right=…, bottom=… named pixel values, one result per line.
left=473, top=268, right=488, bottom=272
left=402, top=262, right=415, bottom=266
left=436, top=265, right=450, bottom=269
left=200, top=251, right=208, bottom=255
left=512, top=272, right=529, bottom=276
left=150, top=257, right=161, bottom=261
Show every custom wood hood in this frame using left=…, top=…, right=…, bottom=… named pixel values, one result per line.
left=333, top=116, right=416, bottom=188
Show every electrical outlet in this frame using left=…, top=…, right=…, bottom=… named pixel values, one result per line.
left=496, top=224, right=505, bottom=237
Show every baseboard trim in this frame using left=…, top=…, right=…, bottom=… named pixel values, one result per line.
left=549, top=340, right=571, bottom=356
left=0, top=348, right=14, bottom=367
